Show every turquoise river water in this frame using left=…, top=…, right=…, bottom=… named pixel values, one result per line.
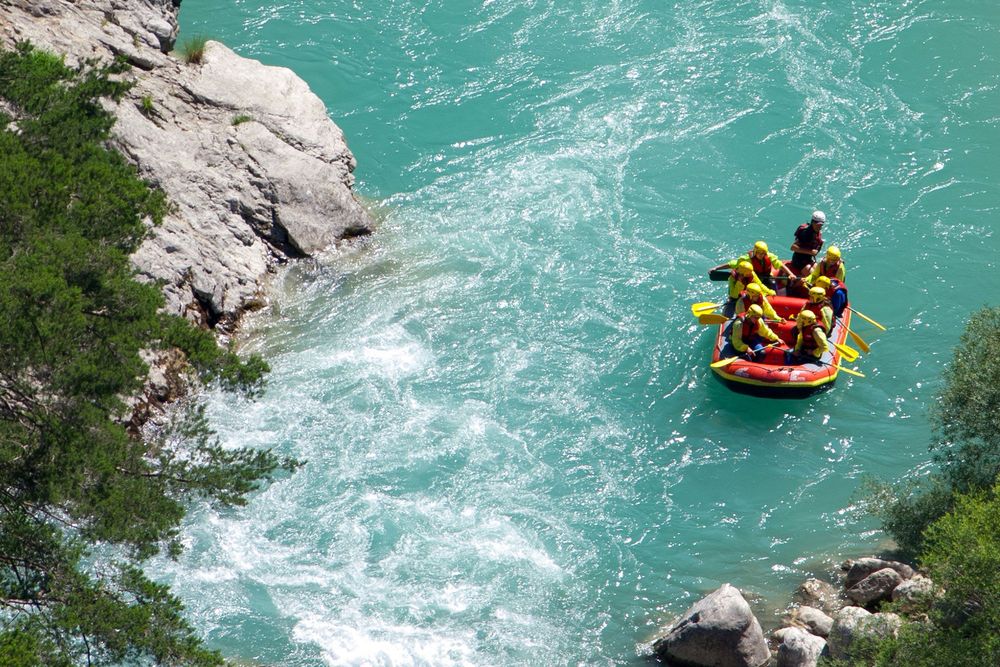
left=161, top=1, right=1000, bottom=665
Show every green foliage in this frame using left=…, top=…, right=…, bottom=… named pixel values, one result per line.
left=231, top=113, right=253, bottom=126
left=179, top=35, right=209, bottom=65
left=140, top=94, right=154, bottom=116
left=868, top=307, right=1000, bottom=558
left=0, top=42, right=294, bottom=664
left=830, top=484, right=1000, bottom=667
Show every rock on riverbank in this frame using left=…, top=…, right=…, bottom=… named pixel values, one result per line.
left=1, top=0, right=373, bottom=331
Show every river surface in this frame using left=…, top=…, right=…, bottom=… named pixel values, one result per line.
left=161, top=1, right=1000, bottom=664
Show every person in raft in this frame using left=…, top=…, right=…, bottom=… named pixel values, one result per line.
left=727, top=240, right=795, bottom=290
left=732, top=304, right=781, bottom=361
left=814, top=275, right=849, bottom=318
left=785, top=309, right=828, bottom=365
left=806, top=245, right=846, bottom=284
left=789, top=210, right=826, bottom=277
left=736, top=282, right=779, bottom=321
left=725, top=260, right=774, bottom=316
left=800, top=286, right=834, bottom=333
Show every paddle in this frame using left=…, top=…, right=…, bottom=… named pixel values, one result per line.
left=832, top=341, right=859, bottom=363
left=839, top=321, right=871, bottom=354
left=691, top=301, right=725, bottom=316
left=698, top=313, right=729, bottom=325
left=710, top=342, right=782, bottom=369
left=846, top=306, right=886, bottom=332
left=822, top=359, right=865, bottom=378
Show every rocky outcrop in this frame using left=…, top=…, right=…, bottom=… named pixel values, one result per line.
left=827, top=607, right=901, bottom=660
left=775, top=627, right=826, bottom=667
left=1, top=0, right=373, bottom=331
left=792, top=578, right=843, bottom=615
left=845, top=567, right=903, bottom=606
left=843, top=557, right=914, bottom=589
left=789, top=605, right=833, bottom=638
left=652, top=584, right=771, bottom=667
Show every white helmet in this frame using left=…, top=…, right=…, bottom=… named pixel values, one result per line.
left=811, top=210, right=826, bottom=224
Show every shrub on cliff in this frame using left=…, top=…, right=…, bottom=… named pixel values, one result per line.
left=866, top=306, right=1000, bottom=557
left=827, top=482, right=1000, bottom=667
left=0, top=42, right=294, bottom=665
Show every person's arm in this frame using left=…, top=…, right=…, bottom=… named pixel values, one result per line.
left=749, top=271, right=776, bottom=297
left=759, top=320, right=781, bottom=344
left=790, top=241, right=819, bottom=257
left=805, top=262, right=822, bottom=285
left=821, top=306, right=833, bottom=333
left=792, top=331, right=803, bottom=354
left=727, top=275, right=741, bottom=299
left=813, top=329, right=829, bottom=358
left=836, top=262, right=846, bottom=282
left=731, top=320, right=748, bottom=352
left=761, top=296, right=779, bottom=321
left=773, top=253, right=795, bottom=279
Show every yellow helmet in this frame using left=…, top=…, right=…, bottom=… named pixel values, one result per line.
left=753, top=240, right=768, bottom=254
left=737, top=260, right=753, bottom=274
left=827, top=246, right=841, bottom=260
left=809, top=286, right=826, bottom=300
left=798, top=310, right=817, bottom=324
left=746, top=282, right=763, bottom=296
left=748, top=304, right=764, bottom=318
left=815, top=276, right=832, bottom=289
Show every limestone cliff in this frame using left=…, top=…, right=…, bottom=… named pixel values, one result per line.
left=1, top=0, right=373, bottom=331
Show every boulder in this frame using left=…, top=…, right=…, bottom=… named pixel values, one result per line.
left=846, top=567, right=902, bottom=606
left=793, top=578, right=843, bottom=614
left=791, top=605, right=833, bottom=638
left=843, top=557, right=914, bottom=589
left=775, top=627, right=827, bottom=667
left=828, top=607, right=901, bottom=660
left=0, top=1, right=373, bottom=330
left=652, top=584, right=771, bottom=667
left=891, top=575, right=939, bottom=613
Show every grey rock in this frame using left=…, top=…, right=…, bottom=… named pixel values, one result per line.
left=890, top=575, right=939, bottom=613
left=1, top=1, right=373, bottom=331
left=776, top=627, right=827, bottom=667
left=652, top=584, right=771, bottom=667
left=828, top=607, right=901, bottom=660
left=846, top=567, right=903, bottom=606
left=792, top=578, right=843, bottom=614
left=792, top=605, right=833, bottom=638
left=844, top=557, right=914, bottom=589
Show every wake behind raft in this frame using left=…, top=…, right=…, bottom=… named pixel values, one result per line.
left=703, top=263, right=860, bottom=397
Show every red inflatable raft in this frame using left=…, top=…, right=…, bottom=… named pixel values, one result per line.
left=710, top=295, right=853, bottom=394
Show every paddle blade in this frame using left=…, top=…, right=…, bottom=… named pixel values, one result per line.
left=848, top=328, right=871, bottom=354
left=698, top=313, right=728, bottom=325
left=833, top=342, right=859, bottom=363
left=710, top=355, right=741, bottom=369
left=691, top=301, right=722, bottom=316
left=836, top=364, right=865, bottom=378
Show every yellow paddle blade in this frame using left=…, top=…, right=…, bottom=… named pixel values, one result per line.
left=710, top=354, right=741, bottom=369
left=691, top=301, right=722, bottom=316
left=698, top=313, right=728, bottom=325
left=833, top=342, right=859, bottom=363
left=847, top=327, right=871, bottom=353
left=834, top=363, right=865, bottom=378
left=848, top=307, right=886, bottom=331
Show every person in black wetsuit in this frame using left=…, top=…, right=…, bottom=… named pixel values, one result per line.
left=789, top=210, right=826, bottom=277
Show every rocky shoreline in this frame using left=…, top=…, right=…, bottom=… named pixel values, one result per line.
left=647, top=555, right=939, bottom=667
left=1, top=0, right=373, bottom=412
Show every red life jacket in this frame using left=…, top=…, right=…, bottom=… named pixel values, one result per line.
left=738, top=313, right=761, bottom=341
left=798, top=323, right=823, bottom=355
left=731, top=269, right=751, bottom=289
left=803, top=300, right=827, bottom=320
left=748, top=251, right=771, bottom=278
left=819, top=258, right=841, bottom=278
left=738, top=290, right=763, bottom=313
